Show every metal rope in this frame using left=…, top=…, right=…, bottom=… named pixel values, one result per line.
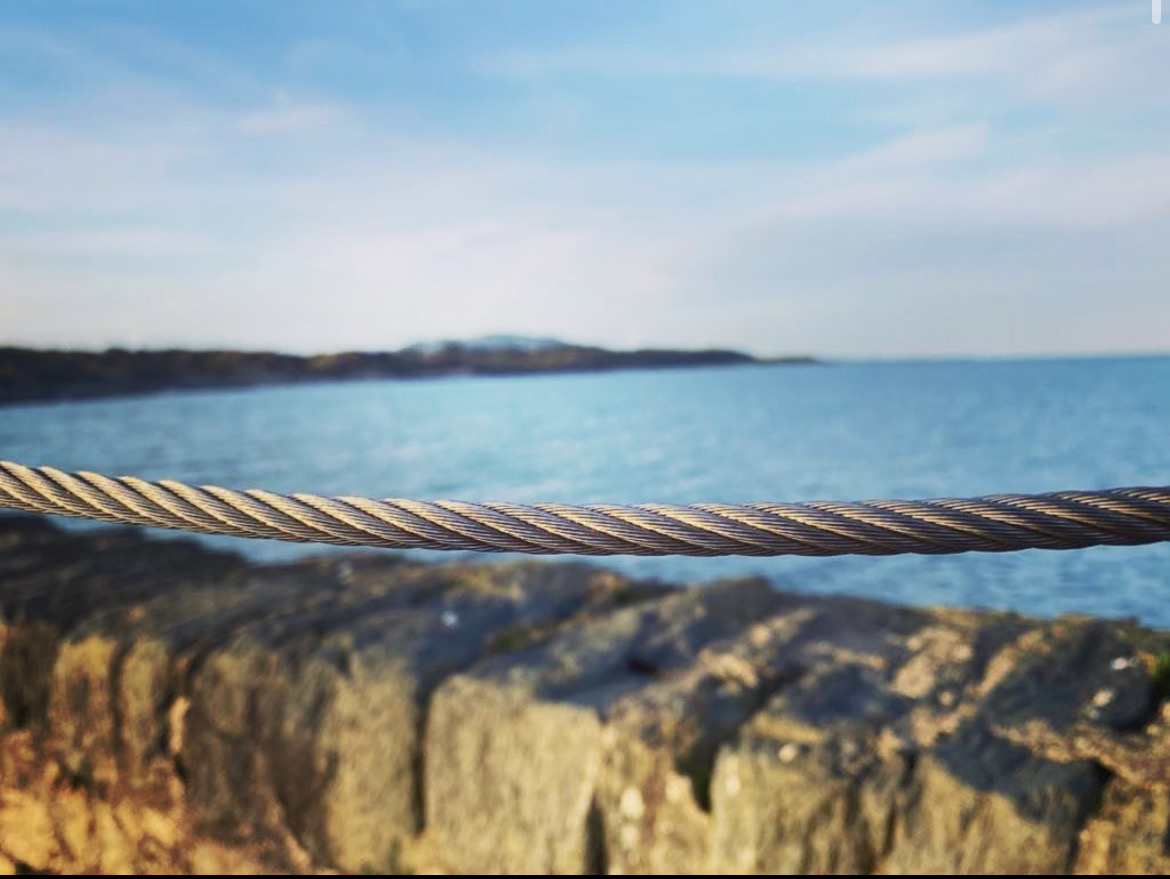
left=1, top=460, right=1169, bottom=558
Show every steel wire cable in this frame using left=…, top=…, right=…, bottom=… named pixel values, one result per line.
left=3, top=460, right=1170, bottom=558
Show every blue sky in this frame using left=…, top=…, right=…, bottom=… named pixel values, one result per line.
left=1, top=1, right=1168, bottom=357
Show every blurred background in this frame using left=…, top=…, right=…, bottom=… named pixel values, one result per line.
left=2, top=1, right=1169, bottom=622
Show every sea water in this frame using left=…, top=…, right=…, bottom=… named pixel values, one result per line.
left=3, top=357, right=1168, bottom=627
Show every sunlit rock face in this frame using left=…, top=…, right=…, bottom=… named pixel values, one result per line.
left=0, top=514, right=1167, bottom=874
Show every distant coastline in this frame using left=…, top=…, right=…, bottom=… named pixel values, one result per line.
left=0, top=340, right=816, bottom=406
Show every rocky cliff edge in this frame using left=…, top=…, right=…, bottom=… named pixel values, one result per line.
left=0, top=515, right=1167, bottom=874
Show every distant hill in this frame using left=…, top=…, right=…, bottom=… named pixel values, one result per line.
left=0, top=341, right=813, bottom=406
left=405, top=335, right=566, bottom=355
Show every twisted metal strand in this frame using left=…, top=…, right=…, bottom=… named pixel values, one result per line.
left=2, top=460, right=1169, bottom=558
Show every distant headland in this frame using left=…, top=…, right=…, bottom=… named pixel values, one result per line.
left=0, top=337, right=816, bottom=406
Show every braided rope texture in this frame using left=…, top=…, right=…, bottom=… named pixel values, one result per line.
left=2, top=460, right=1169, bottom=558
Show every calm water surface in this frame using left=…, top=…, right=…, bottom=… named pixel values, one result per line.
left=3, top=358, right=1168, bottom=626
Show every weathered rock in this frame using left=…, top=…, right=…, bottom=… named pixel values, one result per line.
left=595, top=607, right=821, bottom=874
left=0, top=517, right=667, bottom=872
left=0, top=787, right=58, bottom=870
left=886, top=721, right=1105, bottom=874
left=711, top=665, right=912, bottom=874
left=181, top=559, right=660, bottom=872
left=1075, top=779, right=1170, bottom=874
left=710, top=608, right=1163, bottom=876
left=1, top=514, right=1168, bottom=874
left=426, top=578, right=788, bottom=873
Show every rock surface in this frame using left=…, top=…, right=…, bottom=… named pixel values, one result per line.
left=0, top=514, right=1167, bottom=874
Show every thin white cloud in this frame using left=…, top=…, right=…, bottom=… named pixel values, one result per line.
left=482, top=3, right=1163, bottom=109
left=4, top=99, right=1167, bottom=356
left=237, top=102, right=350, bottom=136
left=0, top=228, right=222, bottom=259
left=1, top=7, right=1168, bottom=357
left=774, top=151, right=1170, bottom=228
left=800, top=5, right=1136, bottom=80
